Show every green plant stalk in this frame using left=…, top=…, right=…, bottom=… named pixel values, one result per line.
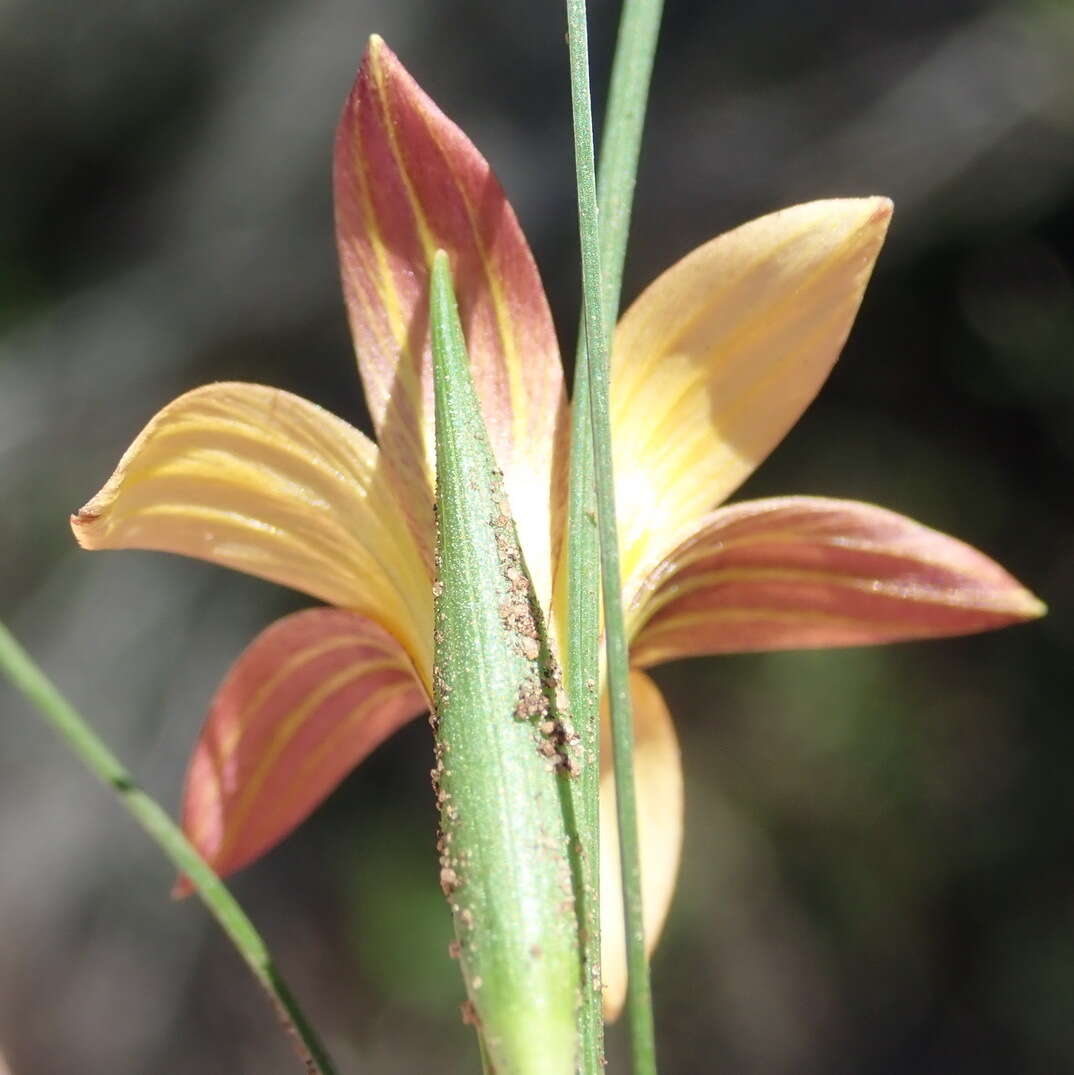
left=563, top=341, right=603, bottom=1069
left=594, top=0, right=665, bottom=315
left=430, top=250, right=582, bottom=1074
left=562, top=0, right=664, bottom=1064
left=564, top=1, right=659, bottom=1072
left=0, top=621, right=337, bottom=1075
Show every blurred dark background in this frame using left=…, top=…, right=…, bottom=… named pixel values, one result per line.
left=1, top=0, right=1071, bottom=1072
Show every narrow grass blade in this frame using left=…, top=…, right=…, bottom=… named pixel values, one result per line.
left=563, top=1, right=660, bottom=1070
left=562, top=0, right=664, bottom=1067
left=0, top=621, right=338, bottom=1075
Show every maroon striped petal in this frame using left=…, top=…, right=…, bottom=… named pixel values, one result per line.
left=629, top=496, right=1045, bottom=666
left=177, top=607, right=428, bottom=891
left=334, top=36, right=566, bottom=606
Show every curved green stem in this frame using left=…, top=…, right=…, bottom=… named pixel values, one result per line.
left=0, top=621, right=338, bottom=1075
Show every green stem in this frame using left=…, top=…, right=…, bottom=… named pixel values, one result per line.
left=563, top=2, right=660, bottom=1073
left=564, top=2, right=664, bottom=1066
left=0, top=621, right=338, bottom=1075
left=594, top=0, right=665, bottom=318
left=562, top=283, right=604, bottom=1068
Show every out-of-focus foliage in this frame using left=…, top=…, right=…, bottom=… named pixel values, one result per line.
left=1, top=1, right=1071, bottom=1072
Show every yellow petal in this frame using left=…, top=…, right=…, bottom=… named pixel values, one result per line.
left=600, top=671, right=683, bottom=1021
left=71, top=383, right=432, bottom=681
left=611, top=198, right=892, bottom=604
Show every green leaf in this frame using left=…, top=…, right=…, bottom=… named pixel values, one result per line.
left=430, top=250, right=582, bottom=1074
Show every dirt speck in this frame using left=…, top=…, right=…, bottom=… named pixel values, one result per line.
left=440, top=866, right=458, bottom=895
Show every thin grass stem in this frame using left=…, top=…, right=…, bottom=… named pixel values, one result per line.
left=0, top=621, right=338, bottom=1075
left=563, top=1, right=661, bottom=1071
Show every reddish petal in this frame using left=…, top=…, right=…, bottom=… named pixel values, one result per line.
left=629, top=496, right=1045, bottom=666
left=177, top=608, right=428, bottom=891
left=334, top=36, right=566, bottom=606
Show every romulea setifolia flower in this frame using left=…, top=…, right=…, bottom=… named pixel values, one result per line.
left=73, top=33, right=1044, bottom=1029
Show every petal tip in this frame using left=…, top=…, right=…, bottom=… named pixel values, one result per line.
left=346, top=35, right=392, bottom=117
left=171, top=876, right=194, bottom=901
left=817, top=195, right=893, bottom=240
left=867, top=195, right=894, bottom=231
left=1013, top=588, right=1047, bottom=621
left=70, top=504, right=102, bottom=548
left=848, top=194, right=893, bottom=237
left=364, top=32, right=396, bottom=76
left=869, top=195, right=894, bottom=218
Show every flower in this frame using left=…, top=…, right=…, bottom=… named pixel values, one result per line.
left=71, top=36, right=1044, bottom=1019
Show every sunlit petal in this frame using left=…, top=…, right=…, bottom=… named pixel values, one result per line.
left=629, top=496, right=1046, bottom=665
left=335, top=36, right=566, bottom=604
left=611, top=198, right=892, bottom=602
left=71, top=382, right=432, bottom=678
left=177, top=608, right=428, bottom=892
left=600, top=671, right=683, bottom=1021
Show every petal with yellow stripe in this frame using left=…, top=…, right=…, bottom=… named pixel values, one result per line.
left=335, top=36, right=566, bottom=605
left=628, top=496, right=1046, bottom=666
left=70, top=382, right=432, bottom=679
left=600, top=671, right=683, bottom=1022
left=178, top=607, right=428, bottom=891
left=611, top=198, right=893, bottom=601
